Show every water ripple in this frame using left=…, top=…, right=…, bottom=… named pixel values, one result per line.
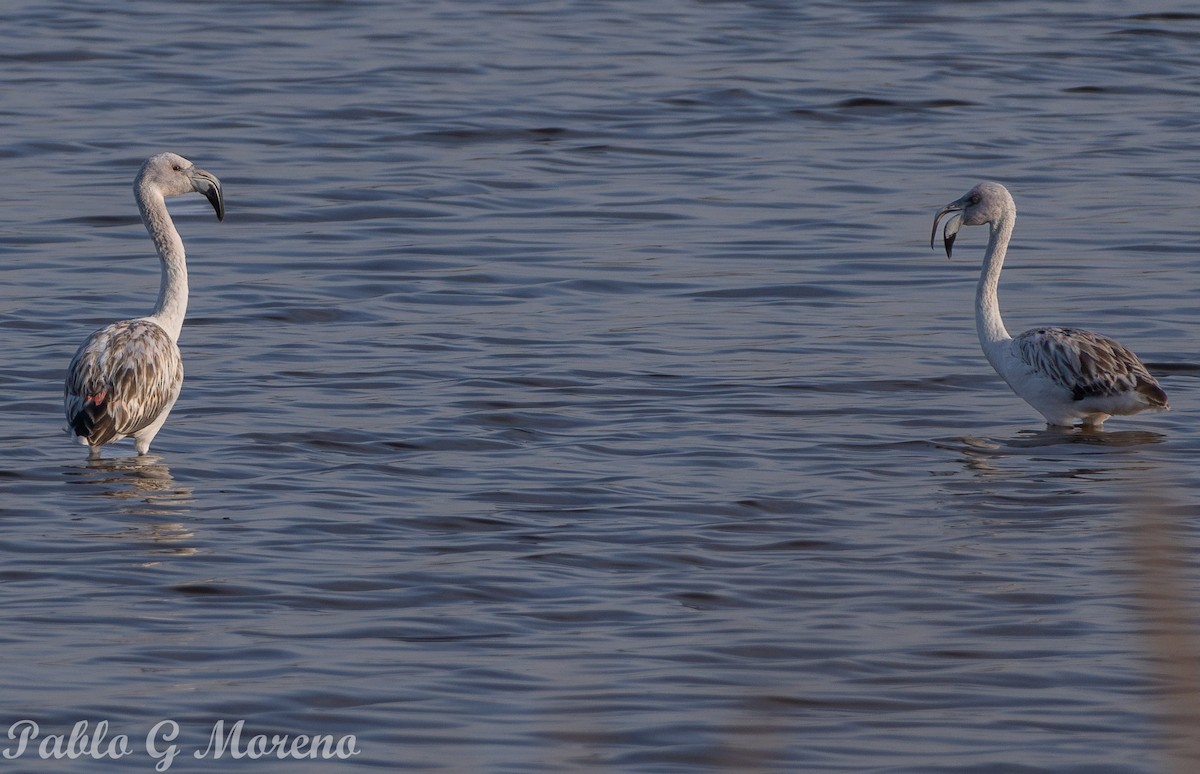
left=2, top=0, right=1199, bottom=771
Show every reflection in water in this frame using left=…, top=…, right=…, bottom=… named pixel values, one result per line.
left=74, top=455, right=194, bottom=513
left=943, top=428, right=1200, bottom=769
left=1007, top=427, right=1169, bottom=449
left=64, top=455, right=197, bottom=558
left=945, top=428, right=1168, bottom=476
left=1124, top=478, right=1200, bottom=774
left=3, top=0, right=1197, bottom=768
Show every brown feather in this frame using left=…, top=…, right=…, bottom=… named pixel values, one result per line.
left=64, top=319, right=183, bottom=449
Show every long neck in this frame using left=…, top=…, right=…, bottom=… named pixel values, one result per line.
left=137, top=182, right=188, bottom=342
left=976, top=208, right=1015, bottom=366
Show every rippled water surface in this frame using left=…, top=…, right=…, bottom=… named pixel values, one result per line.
left=3, top=1, right=1200, bottom=771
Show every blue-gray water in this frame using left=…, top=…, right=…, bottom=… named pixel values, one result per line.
left=2, top=1, right=1200, bottom=771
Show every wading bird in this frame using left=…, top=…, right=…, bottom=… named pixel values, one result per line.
left=65, top=153, right=224, bottom=456
left=931, top=181, right=1167, bottom=429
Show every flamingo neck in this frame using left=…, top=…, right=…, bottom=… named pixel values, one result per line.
left=137, top=182, right=188, bottom=342
left=976, top=208, right=1015, bottom=368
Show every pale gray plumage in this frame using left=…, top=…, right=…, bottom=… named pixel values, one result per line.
left=64, top=153, right=224, bottom=457
left=931, top=181, right=1167, bottom=429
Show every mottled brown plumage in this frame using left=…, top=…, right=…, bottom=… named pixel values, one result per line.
left=65, top=320, right=183, bottom=449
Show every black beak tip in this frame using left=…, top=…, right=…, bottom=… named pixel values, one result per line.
left=206, top=189, right=225, bottom=222
left=944, top=233, right=956, bottom=259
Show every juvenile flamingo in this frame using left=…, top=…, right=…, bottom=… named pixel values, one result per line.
left=931, top=181, right=1167, bottom=429
left=65, top=153, right=224, bottom=456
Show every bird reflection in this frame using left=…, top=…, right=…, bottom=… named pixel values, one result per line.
left=66, top=455, right=197, bottom=556
left=1007, top=426, right=1167, bottom=449
left=76, top=454, right=192, bottom=511
left=945, top=427, right=1166, bottom=476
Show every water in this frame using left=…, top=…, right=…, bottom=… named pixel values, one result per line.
left=2, top=1, right=1199, bottom=771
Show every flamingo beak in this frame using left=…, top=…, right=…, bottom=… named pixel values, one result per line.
left=192, top=169, right=225, bottom=222
left=930, top=202, right=963, bottom=259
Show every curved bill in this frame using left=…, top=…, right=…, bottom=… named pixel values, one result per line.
left=929, top=205, right=962, bottom=258
left=192, top=169, right=225, bottom=222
